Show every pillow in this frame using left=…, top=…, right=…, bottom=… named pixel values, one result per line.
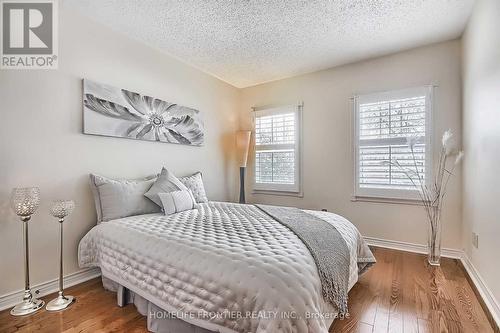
left=89, top=174, right=160, bottom=222
left=178, top=172, right=208, bottom=203
left=158, top=190, right=196, bottom=215
left=144, top=168, right=188, bottom=207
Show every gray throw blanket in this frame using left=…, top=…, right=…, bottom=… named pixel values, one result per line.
left=256, top=204, right=350, bottom=316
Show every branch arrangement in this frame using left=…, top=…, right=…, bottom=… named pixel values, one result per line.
left=384, top=130, right=463, bottom=262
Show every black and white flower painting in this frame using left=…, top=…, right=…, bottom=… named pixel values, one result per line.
left=83, top=79, right=204, bottom=146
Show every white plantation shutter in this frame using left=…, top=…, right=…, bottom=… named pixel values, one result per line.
left=354, top=87, right=432, bottom=200
left=254, top=105, right=301, bottom=193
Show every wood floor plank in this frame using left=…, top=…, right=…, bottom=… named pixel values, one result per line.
left=0, top=247, right=495, bottom=333
left=358, top=322, right=373, bottom=333
left=388, top=312, right=403, bottom=333
left=372, top=247, right=395, bottom=333
left=400, top=251, right=420, bottom=333
left=448, top=277, right=494, bottom=332
left=417, top=317, right=431, bottom=333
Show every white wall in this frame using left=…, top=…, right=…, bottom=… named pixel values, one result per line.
left=240, top=40, right=463, bottom=249
left=462, top=0, right=500, bottom=304
left=0, top=7, right=240, bottom=295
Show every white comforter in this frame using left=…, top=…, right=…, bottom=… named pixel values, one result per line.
left=78, top=202, right=368, bottom=333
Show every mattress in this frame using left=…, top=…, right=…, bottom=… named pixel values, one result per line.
left=78, top=202, right=371, bottom=333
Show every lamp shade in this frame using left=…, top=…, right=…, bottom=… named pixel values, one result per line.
left=11, top=187, right=40, bottom=217
left=236, top=130, right=251, bottom=167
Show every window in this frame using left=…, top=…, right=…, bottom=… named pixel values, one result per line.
left=253, top=105, right=301, bottom=193
left=353, top=87, right=432, bottom=200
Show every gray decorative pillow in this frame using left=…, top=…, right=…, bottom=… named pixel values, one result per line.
left=144, top=168, right=188, bottom=207
left=178, top=172, right=208, bottom=203
left=89, top=174, right=160, bottom=222
left=158, top=190, right=196, bottom=215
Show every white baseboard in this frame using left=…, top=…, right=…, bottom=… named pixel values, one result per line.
left=0, top=268, right=101, bottom=312
left=364, top=236, right=499, bottom=329
left=460, top=253, right=500, bottom=327
left=364, top=236, right=463, bottom=259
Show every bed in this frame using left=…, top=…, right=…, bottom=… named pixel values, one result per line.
left=78, top=201, right=375, bottom=333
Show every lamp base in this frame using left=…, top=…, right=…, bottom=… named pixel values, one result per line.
left=46, top=294, right=75, bottom=311
left=239, top=166, right=246, bottom=204
left=10, top=298, right=44, bottom=316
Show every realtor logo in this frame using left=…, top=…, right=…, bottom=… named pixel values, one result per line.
left=1, top=0, right=58, bottom=69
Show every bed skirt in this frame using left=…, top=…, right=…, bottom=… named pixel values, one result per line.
left=102, top=275, right=216, bottom=333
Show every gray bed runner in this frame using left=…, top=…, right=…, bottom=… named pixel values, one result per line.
left=256, top=204, right=350, bottom=316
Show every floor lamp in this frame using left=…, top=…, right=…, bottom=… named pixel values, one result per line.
left=10, top=187, right=45, bottom=316
left=236, top=130, right=251, bottom=204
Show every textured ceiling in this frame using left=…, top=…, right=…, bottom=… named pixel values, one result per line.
left=65, top=0, right=474, bottom=88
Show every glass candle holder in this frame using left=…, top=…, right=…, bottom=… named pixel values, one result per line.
left=9, top=187, right=44, bottom=316
left=11, top=187, right=40, bottom=217
left=46, top=200, right=76, bottom=311
left=50, top=200, right=75, bottom=220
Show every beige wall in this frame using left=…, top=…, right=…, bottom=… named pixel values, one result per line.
left=0, top=5, right=473, bottom=303
left=240, top=40, right=463, bottom=249
left=462, top=0, right=500, bottom=303
left=0, top=7, right=240, bottom=295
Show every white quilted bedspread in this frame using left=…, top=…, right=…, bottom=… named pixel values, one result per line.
left=78, top=202, right=368, bottom=333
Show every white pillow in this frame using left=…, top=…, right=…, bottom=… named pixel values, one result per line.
left=178, top=172, right=208, bottom=203
left=159, top=190, right=196, bottom=215
left=89, top=174, right=160, bottom=222
left=144, top=168, right=188, bottom=207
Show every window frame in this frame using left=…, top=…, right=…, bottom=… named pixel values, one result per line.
left=353, top=86, right=433, bottom=201
left=252, top=104, right=302, bottom=195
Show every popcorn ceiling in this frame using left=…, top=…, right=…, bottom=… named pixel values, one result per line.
left=65, top=0, right=474, bottom=88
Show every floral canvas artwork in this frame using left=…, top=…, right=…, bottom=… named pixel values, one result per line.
left=83, top=79, right=204, bottom=146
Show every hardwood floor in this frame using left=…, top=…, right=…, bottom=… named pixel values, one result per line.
left=0, top=247, right=496, bottom=333
left=331, top=247, right=496, bottom=333
left=0, top=279, right=146, bottom=333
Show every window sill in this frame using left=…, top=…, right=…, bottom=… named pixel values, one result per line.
left=252, top=189, right=304, bottom=198
left=351, top=195, right=424, bottom=206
